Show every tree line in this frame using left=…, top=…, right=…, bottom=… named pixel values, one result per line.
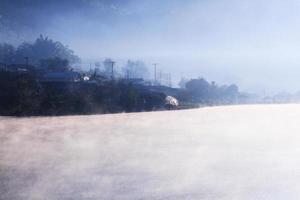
left=0, top=35, right=241, bottom=116
left=178, top=78, right=239, bottom=105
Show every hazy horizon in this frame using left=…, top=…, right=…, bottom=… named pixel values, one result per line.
left=2, top=0, right=300, bottom=94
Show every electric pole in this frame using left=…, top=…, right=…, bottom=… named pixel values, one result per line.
left=153, top=63, right=158, bottom=85
left=159, top=70, right=162, bottom=86
left=24, top=57, right=29, bottom=68
left=109, top=61, right=116, bottom=79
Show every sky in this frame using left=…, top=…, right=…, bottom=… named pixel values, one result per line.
left=1, top=0, right=300, bottom=94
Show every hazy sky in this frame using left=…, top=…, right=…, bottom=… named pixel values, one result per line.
left=2, top=0, right=300, bottom=94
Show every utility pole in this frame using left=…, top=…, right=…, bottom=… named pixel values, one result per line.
left=24, top=57, right=29, bottom=68
left=153, top=63, right=158, bottom=85
left=168, top=73, right=172, bottom=87
left=159, top=70, right=162, bottom=86
left=108, top=61, right=116, bottom=79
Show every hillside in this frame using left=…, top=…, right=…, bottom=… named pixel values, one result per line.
left=1, top=104, right=300, bottom=199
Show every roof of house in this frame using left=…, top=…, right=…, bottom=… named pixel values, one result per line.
left=0, top=64, right=35, bottom=72
left=40, top=71, right=81, bottom=82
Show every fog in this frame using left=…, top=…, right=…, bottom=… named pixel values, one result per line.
left=2, top=0, right=300, bottom=93
left=2, top=104, right=300, bottom=199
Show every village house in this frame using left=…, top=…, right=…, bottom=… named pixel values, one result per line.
left=39, top=71, right=81, bottom=83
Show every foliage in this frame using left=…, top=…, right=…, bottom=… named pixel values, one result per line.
left=0, top=71, right=40, bottom=115
left=182, top=78, right=239, bottom=104
left=122, top=60, right=149, bottom=79
left=0, top=70, right=166, bottom=116
left=102, top=58, right=114, bottom=78
left=39, top=57, right=70, bottom=72
left=0, top=43, right=15, bottom=64
left=178, top=77, right=188, bottom=89
left=0, top=35, right=80, bottom=68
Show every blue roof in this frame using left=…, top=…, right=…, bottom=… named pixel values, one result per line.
left=41, top=71, right=80, bottom=82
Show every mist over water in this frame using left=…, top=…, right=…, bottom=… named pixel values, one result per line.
left=2, top=105, right=300, bottom=199
left=2, top=0, right=300, bottom=93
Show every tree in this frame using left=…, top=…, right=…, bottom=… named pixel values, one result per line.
left=103, top=58, right=114, bottom=78
left=184, top=77, right=239, bottom=104
left=122, top=60, right=149, bottom=79
left=185, top=78, right=211, bottom=102
left=0, top=43, right=16, bottom=64
left=178, top=77, right=188, bottom=88
left=0, top=71, right=41, bottom=115
left=39, top=57, right=70, bottom=72
left=14, top=34, right=80, bottom=66
left=225, top=84, right=239, bottom=100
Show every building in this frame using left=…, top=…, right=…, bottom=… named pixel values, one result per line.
left=0, top=64, right=35, bottom=73
left=39, top=71, right=81, bottom=82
